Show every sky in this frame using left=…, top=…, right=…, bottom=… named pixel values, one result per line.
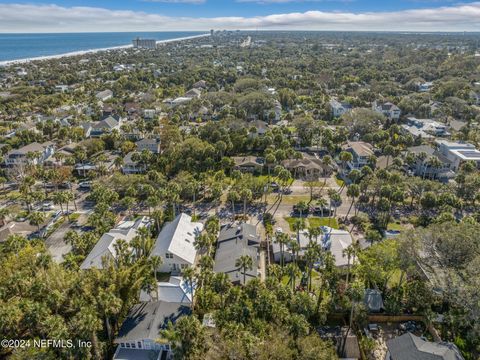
left=0, top=0, right=480, bottom=33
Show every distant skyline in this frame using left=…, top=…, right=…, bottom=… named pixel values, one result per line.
left=0, top=1, right=480, bottom=33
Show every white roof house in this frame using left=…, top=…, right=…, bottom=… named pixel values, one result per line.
left=435, top=139, right=480, bottom=171
left=139, top=276, right=193, bottom=304
left=321, top=226, right=355, bottom=268
left=80, top=216, right=151, bottom=270
left=150, top=213, right=203, bottom=273
left=402, top=117, right=449, bottom=139
left=272, top=226, right=354, bottom=268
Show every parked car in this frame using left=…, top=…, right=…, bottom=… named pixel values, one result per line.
left=311, top=207, right=332, bottom=217
left=292, top=205, right=309, bottom=215
left=41, top=202, right=55, bottom=211
left=78, top=181, right=92, bottom=189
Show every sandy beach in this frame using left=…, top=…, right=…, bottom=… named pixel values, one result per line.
left=0, top=33, right=210, bottom=67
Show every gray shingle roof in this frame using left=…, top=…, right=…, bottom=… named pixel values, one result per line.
left=115, top=301, right=191, bottom=344
left=386, top=333, right=464, bottom=360
left=214, top=223, right=260, bottom=285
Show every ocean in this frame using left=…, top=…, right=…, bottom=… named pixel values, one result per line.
left=0, top=32, right=205, bottom=62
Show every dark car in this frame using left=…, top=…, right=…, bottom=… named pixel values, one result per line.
left=311, top=207, right=332, bottom=217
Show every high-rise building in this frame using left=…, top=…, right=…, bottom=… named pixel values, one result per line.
left=132, top=38, right=156, bottom=49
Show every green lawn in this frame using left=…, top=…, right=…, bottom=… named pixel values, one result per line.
left=284, top=217, right=301, bottom=231
left=284, top=216, right=339, bottom=231
left=267, top=194, right=310, bottom=205
left=334, top=175, right=345, bottom=187
left=387, top=222, right=404, bottom=231
left=309, top=217, right=339, bottom=229
left=69, top=213, right=81, bottom=222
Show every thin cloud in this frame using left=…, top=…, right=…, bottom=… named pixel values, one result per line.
left=236, top=0, right=354, bottom=4
left=0, top=2, right=479, bottom=33
left=142, top=0, right=206, bottom=3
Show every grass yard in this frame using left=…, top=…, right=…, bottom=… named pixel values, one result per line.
left=334, top=175, right=345, bottom=187
left=309, top=217, right=339, bottom=229
left=268, top=194, right=310, bottom=205
left=387, top=222, right=404, bottom=231
left=284, top=216, right=339, bottom=231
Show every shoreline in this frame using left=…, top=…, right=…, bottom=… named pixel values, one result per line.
left=0, top=33, right=210, bottom=67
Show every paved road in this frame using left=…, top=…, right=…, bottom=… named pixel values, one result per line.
left=45, top=220, right=73, bottom=262
left=45, top=213, right=88, bottom=263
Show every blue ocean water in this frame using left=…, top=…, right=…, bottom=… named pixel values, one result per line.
left=0, top=32, right=204, bottom=62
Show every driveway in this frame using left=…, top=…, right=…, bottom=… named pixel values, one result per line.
left=45, top=214, right=88, bottom=263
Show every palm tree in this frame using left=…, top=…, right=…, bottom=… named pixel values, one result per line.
left=0, top=207, right=10, bottom=227
left=212, top=272, right=231, bottom=309
left=425, top=156, right=443, bottom=180
left=328, top=190, right=342, bottom=226
left=295, top=200, right=308, bottom=218
left=235, top=254, right=253, bottom=285
left=339, top=151, right=353, bottom=177
left=342, top=244, right=356, bottom=287
left=289, top=239, right=301, bottom=265
left=305, top=242, right=322, bottom=292
left=286, top=262, right=301, bottom=292
left=28, top=211, right=46, bottom=233
left=182, top=267, right=196, bottom=310
left=316, top=196, right=328, bottom=218
left=321, top=155, right=332, bottom=179
left=275, top=232, right=290, bottom=267
left=205, top=216, right=220, bottom=236
left=52, top=191, right=65, bottom=213
left=344, top=184, right=360, bottom=220
left=150, top=256, right=162, bottom=299
left=239, top=187, right=252, bottom=219
left=292, top=218, right=305, bottom=245
left=227, top=190, right=239, bottom=220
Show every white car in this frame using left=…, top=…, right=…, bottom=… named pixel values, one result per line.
left=42, top=202, right=55, bottom=211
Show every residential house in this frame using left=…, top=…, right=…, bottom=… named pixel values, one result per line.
left=122, top=152, right=146, bottom=175
left=385, top=333, right=464, bottom=360
left=343, top=141, right=374, bottom=172
left=184, top=88, right=201, bottom=99
left=273, top=226, right=354, bottom=268
left=263, top=100, right=282, bottom=122
left=139, top=276, right=193, bottom=304
left=401, top=117, right=449, bottom=139
left=330, top=99, right=352, bottom=118
left=406, top=145, right=454, bottom=181
left=418, top=82, right=434, bottom=92
left=232, top=156, right=264, bottom=173
left=124, top=102, right=140, bottom=117
left=44, top=142, right=78, bottom=167
left=143, top=109, right=156, bottom=120
left=55, top=85, right=70, bottom=93
left=248, top=120, right=269, bottom=137
left=372, top=101, right=401, bottom=121
left=136, top=138, right=161, bottom=154
left=4, top=141, right=55, bottom=167
left=96, top=89, right=113, bottom=101
left=150, top=213, right=203, bottom=273
left=435, top=139, right=480, bottom=171
left=90, top=116, right=122, bottom=137
left=213, top=223, right=261, bottom=285
left=282, top=153, right=334, bottom=180
left=469, top=90, right=480, bottom=105
left=113, top=301, right=191, bottom=360
left=80, top=217, right=151, bottom=270
left=192, top=80, right=207, bottom=89
left=164, top=97, right=192, bottom=107
left=190, top=106, right=211, bottom=121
